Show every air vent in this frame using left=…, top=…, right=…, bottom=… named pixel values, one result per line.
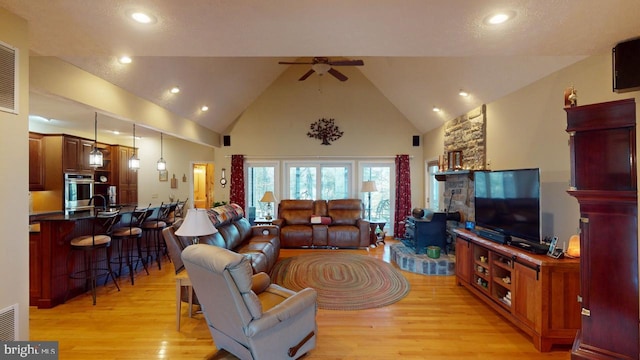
left=0, top=304, right=18, bottom=341
left=0, top=40, right=18, bottom=114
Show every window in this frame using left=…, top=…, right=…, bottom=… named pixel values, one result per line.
left=361, top=163, right=393, bottom=235
left=246, top=159, right=394, bottom=234
left=246, top=162, right=277, bottom=220
left=427, top=160, right=440, bottom=211
left=285, top=162, right=352, bottom=199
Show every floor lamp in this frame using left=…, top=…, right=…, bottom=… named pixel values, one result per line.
left=361, top=181, right=377, bottom=220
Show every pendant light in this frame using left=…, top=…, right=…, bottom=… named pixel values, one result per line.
left=128, top=124, right=140, bottom=170
left=89, top=112, right=103, bottom=168
left=157, top=132, right=167, bottom=171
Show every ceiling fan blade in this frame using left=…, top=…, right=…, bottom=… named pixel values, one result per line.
left=328, top=59, right=364, bottom=66
left=328, top=68, right=348, bottom=81
left=298, top=69, right=315, bottom=81
left=279, top=61, right=315, bottom=65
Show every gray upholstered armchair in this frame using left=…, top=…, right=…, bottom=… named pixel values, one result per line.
left=181, top=244, right=318, bottom=360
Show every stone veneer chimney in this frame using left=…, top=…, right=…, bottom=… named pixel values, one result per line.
left=440, top=104, right=487, bottom=224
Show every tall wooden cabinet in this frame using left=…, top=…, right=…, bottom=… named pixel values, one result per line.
left=566, top=98, right=639, bottom=359
left=113, top=145, right=138, bottom=205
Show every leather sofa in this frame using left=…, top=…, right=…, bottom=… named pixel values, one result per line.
left=272, top=199, right=370, bottom=249
left=162, top=203, right=280, bottom=274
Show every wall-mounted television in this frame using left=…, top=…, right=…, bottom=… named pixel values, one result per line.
left=474, top=168, right=541, bottom=243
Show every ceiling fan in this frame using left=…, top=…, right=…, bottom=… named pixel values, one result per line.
left=279, top=57, right=364, bottom=82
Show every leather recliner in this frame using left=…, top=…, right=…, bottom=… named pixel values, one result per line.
left=182, top=244, right=318, bottom=360
left=273, top=199, right=370, bottom=248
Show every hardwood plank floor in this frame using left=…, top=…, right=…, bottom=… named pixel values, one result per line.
left=30, top=240, right=572, bottom=359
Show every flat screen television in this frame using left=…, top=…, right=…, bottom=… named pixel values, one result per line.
left=474, top=168, right=541, bottom=243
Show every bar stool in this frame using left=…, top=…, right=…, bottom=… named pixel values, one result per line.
left=142, top=204, right=169, bottom=270
left=67, top=211, right=120, bottom=305
left=174, top=198, right=188, bottom=219
left=161, top=202, right=179, bottom=262
left=110, top=207, right=149, bottom=285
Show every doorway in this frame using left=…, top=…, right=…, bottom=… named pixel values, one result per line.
left=192, top=163, right=214, bottom=209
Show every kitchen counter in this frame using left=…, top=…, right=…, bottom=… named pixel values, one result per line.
left=29, top=210, right=119, bottom=308
left=34, top=209, right=119, bottom=221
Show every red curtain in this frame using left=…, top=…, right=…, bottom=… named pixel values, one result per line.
left=394, top=154, right=411, bottom=238
left=230, top=154, right=245, bottom=210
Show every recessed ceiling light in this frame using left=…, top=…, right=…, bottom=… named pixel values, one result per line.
left=170, top=86, right=180, bottom=94
left=485, top=11, right=515, bottom=25
left=201, top=105, right=209, bottom=112
left=459, top=90, right=469, bottom=97
left=118, top=56, right=132, bottom=64
left=112, top=130, right=120, bottom=135
left=130, top=11, right=156, bottom=24
left=433, top=106, right=441, bottom=112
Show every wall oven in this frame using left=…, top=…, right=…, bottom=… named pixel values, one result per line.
left=64, top=173, right=94, bottom=212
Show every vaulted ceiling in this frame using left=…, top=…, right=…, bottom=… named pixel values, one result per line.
left=3, top=0, right=639, bottom=142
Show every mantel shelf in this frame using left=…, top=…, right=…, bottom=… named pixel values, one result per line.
left=435, top=170, right=475, bottom=181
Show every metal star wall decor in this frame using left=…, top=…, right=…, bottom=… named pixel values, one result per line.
left=307, top=118, right=344, bottom=145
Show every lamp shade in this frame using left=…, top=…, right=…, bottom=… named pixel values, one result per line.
left=175, top=208, right=218, bottom=237
left=566, top=234, right=580, bottom=258
left=89, top=148, right=103, bottom=168
left=157, top=133, right=167, bottom=171
left=260, top=191, right=276, bottom=203
left=129, top=124, right=140, bottom=170
left=312, top=63, right=331, bottom=75
left=361, top=181, right=377, bottom=193
left=89, top=112, right=103, bottom=168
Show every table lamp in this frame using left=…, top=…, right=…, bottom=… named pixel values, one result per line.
left=566, top=234, right=580, bottom=258
left=361, top=181, right=377, bottom=220
left=175, top=208, right=218, bottom=244
left=260, top=191, right=277, bottom=220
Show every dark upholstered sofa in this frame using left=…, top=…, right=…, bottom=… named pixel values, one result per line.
left=272, top=199, right=370, bottom=248
left=162, top=203, right=280, bottom=274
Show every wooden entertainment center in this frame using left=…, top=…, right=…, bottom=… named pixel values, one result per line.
left=454, top=229, right=581, bottom=352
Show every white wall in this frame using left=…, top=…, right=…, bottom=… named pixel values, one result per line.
left=136, top=136, right=214, bottom=207
left=0, top=8, right=29, bottom=340
left=425, top=54, right=640, bottom=246
left=214, top=64, right=425, bottom=207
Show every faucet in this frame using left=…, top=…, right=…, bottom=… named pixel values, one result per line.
left=88, top=195, right=107, bottom=211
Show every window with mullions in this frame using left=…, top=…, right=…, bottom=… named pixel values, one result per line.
left=246, top=164, right=276, bottom=220
left=286, top=163, right=352, bottom=200
left=361, top=163, right=393, bottom=234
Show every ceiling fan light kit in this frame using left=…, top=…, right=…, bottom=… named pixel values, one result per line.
left=312, top=63, right=331, bottom=75
left=279, top=57, right=364, bottom=82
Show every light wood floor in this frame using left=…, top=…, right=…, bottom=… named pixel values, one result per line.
left=30, top=240, right=572, bottom=359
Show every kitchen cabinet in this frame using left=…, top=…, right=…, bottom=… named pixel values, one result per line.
left=63, top=135, right=94, bottom=174
left=113, top=145, right=138, bottom=205
left=454, top=229, right=581, bottom=351
left=29, top=132, right=45, bottom=191
left=566, top=98, right=638, bottom=359
left=29, top=230, right=42, bottom=303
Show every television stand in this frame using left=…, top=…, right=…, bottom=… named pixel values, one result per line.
left=454, top=228, right=580, bottom=352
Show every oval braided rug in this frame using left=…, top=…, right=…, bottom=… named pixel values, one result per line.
left=270, top=253, right=410, bottom=310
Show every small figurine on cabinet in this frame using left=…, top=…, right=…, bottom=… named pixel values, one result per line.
left=564, top=85, right=577, bottom=108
